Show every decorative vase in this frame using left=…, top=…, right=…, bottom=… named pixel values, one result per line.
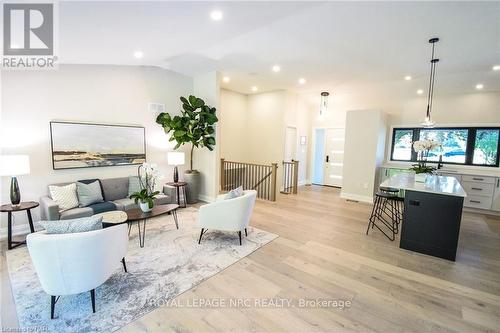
left=415, top=173, right=427, bottom=183
left=184, top=170, right=201, bottom=204
left=139, top=202, right=153, bottom=213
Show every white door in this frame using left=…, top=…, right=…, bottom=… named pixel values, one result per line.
left=323, top=128, right=345, bottom=187
left=284, top=127, right=297, bottom=162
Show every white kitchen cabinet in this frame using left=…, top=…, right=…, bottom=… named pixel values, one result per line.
left=491, top=178, right=500, bottom=211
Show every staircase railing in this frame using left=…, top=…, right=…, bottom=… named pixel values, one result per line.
left=281, top=160, right=299, bottom=194
left=220, top=158, right=278, bottom=201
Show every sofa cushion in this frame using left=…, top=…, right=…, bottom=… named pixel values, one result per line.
left=225, top=186, right=244, bottom=200
left=100, top=177, right=129, bottom=201
left=114, top=194, right=170, bottom=211
left=60, top=207, right=93, bottom=220
left=48, top=183, right=79, bottom=212
left=155, top=193, right=170, bottom=205
left=113, top=198, right=137, bottom=211
left=88, top=201, right=117, bottom=215
left=128, top=176, right=142, bottom=197
left=76, top=180, right=104, bottom=207
left=40, top=216, right=103, bottom=234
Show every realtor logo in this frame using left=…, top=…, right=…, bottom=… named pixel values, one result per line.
left=2, top=2, right=58, bottom=69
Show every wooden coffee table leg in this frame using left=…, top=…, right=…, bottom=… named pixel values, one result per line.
left=137, top=219, right=146, bottom=248
left=26, top=209, right=35, bottom=233
left=172, top=209, right=179, bottom=229
left=7, top=212, right=13, bottom=250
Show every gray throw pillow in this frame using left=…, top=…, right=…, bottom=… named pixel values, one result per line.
left=39, top=216, right=103, bottom=234
left=76, top=180, right=104, bottom=207
left=128, top=176, right=142, bottom=196
left=225, top=186, right=244, bottom=200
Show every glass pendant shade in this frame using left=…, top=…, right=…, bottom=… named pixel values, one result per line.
left=320, top=92, right=329, bottom=117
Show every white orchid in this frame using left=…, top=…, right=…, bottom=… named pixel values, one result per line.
left=138, top=163, right=161, bottom=194
left=413, top=140, right=440, bottom=153
left=410, top=139, right=441, bottom=174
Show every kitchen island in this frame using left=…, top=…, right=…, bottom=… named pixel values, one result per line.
left=380, top=173, right=467, bottom=261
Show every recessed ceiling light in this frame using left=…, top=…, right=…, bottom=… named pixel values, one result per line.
left=417, top=89, right=424, bottom=95
left=251, top=86, right=258, bottom=92
left=298, top=78, right=306, bottom=84
left=404, top=75, right=412, bottom=81
left=476, top=84, right=484, bottom=90
left=493, top=65, right=500, bottom=71
left=222, top=76, right=230, bottom=83
left=210, top=10, right=223, bottom=21
left=272, top=65, right=281, bottom=72
left=133, top=51, right=143, bottom=59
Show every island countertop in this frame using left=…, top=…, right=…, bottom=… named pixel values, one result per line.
left=380, top=173, right=467, bottom=197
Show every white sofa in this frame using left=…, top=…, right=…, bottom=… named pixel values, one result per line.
left=198, top=190, right=257, bottom=245
left=26, top=224, right=128, bottom=319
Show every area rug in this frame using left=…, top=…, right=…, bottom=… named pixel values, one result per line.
left=6, top=207, right=278, bottom=332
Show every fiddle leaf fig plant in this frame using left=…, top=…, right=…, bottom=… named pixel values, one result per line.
left=156, top=95, right=218, bottom=172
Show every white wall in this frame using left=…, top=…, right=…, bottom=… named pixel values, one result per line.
left=0, top=65, right=193, bottom=235
left=341, top=109, right=387, bottom=203
left=219, top=89, right=247, bottom=162
left=193, top=71, right=220, bottom=201
left=219, top=89, right=310, bottom=186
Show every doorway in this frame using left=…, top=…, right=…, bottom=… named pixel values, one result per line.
left=312, top=128, right=345, bottom=187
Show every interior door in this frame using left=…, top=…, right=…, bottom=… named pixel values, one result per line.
left=323, top=128, right=345, bottom=187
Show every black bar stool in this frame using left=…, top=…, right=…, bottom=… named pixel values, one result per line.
left=367, top=189, right=404, bottom=241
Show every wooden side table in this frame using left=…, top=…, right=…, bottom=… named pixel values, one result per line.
left=0, top=201, right=39, bottom=250
left=166, top=182, right=187, bottom=208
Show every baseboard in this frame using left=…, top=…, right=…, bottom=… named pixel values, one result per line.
left=0, top=222, right=40, bottom=240
left=298, top=180, right=309, bottom=186
left=198, top=194, right=215, bottom=203
left=340, top=192, right=374, bottom=204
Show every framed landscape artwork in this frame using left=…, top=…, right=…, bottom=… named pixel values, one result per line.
left=50, top=121, right=146, bottom=170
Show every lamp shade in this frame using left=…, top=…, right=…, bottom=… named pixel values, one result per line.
left=167, top=152, right=185, bottom=166
left=0, top=155, right=30, bottom=176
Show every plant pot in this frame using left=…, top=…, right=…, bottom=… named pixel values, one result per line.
left=184, top=170, right=201, bottom=204
left=414, top=173, right=428, bottom=183
left=139, top=202, right=153, bottom=213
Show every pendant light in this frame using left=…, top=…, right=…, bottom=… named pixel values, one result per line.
left=422, top=38, right=440, bottom=128
left=320, top=92, right=329, bottom=117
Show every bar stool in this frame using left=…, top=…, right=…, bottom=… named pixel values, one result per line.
left=366, top=190, right=404, bottom=241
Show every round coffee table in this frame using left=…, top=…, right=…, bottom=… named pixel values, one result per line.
left=93, top=210, right=128, bottom=226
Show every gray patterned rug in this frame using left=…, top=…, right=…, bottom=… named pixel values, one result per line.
left=6, top=207, right=277, bottom=332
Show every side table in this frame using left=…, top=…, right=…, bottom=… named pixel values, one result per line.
left=0, top=201, right=39, bottom=250
left=166, top=182, right=187, bottom=208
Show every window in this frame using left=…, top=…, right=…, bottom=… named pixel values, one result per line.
left=391, top=129, right=413, bottom=161
left=390, top=127, right=500, bottom=167
left=419, top=129, right=468, bottom=164
left=473, top=129, right=500, bottom=166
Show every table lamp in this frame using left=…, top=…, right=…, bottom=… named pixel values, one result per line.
left=0, top=155, right=30, bottom=207
left=167, top=152, right=185, bottom=183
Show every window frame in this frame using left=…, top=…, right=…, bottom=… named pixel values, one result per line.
left=390, top=126, right=500, bottom=168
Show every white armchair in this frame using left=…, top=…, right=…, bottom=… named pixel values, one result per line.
left=26, top=224, right=128, bottom=319
left=198, top=190, right=257, bottom=245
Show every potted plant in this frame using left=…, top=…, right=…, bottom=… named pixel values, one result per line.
left=130, top=163, right=162, bottom=212
left=129, top=188, right=160, bottom=212
left=410, top=139, right=440, bottom=182
left=156, top=95, right=218, bottom=203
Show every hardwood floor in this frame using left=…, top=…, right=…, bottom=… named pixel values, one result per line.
left=2, top=185, right=500, bottom=332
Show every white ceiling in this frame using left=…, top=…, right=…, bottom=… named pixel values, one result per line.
left=60, top=1, right=500, bottom=98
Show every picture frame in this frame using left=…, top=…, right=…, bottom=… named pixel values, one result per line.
left=50, top=121, right=146, bottom=170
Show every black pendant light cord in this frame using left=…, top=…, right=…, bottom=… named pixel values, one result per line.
left=426, top=38, right=439, bottom=122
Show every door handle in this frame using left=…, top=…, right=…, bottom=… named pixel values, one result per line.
left=326, top=155, right=329, bottom=163
left=409, top=200, right=420, bottom=206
